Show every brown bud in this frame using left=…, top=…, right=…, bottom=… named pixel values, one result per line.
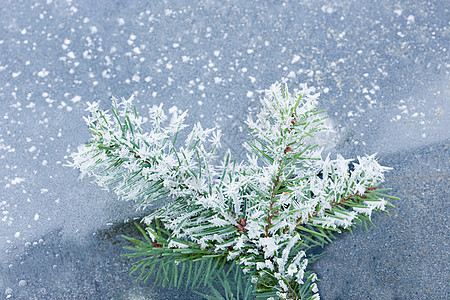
left=153, top=241, right=162, bottom=248
left=291, top=118, right=297, bottom=125
left=237, top=225, right=245, bottom=232
left=284, top=147, right=292, bottom=154
left=239, top=218, right=247, bottom=227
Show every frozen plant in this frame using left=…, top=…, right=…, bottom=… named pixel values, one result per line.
left=69, top=83, right=397, bottom=300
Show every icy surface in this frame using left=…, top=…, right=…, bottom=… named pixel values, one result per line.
left=0, top=0, right=448, bottom=299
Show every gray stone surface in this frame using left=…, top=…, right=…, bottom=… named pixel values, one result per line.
left=0, top=0, right=448, bottom=299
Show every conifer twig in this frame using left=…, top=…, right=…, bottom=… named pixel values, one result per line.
left=70, top=82, right=396, bottom=300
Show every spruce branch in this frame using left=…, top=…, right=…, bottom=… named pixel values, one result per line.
left=70, top=82, right=397, bottom=300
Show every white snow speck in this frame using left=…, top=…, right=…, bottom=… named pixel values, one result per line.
left=64, top=38, right=71, bottom=45
left=172, top=43, right=179, bottom=48
left=5, top=288, right=12, bottom=297
left=117, top=18, right=125, bottom=26
left=11, top=177, right=25, bottom=185
left=247, top=49, right=254, bottom=54
left=46, top=0, right=53, bottom=4
left=213, top=50, right=220, bottom=57
left=67, top=51, right=75, bottom=59
left=90, top=26, right=98, bottom=34
left=71, top=95, right=81, bottom=103
left=132, top=74, right=140, bottom=82
left=133, top=47, right=141, bottom=54
left=166, top=62, right=173, bottom=69
left=38, top=69, right=49, bottom=78
left=12, top=71, right=21, bottom=78
left=321, top=6, right=334, bottom=14
left=34, top=214, right=39, bottom=221
left=291, top=55, right=300, bottom=64
left=129, top=34, right=136, bottom=40
left=287, top=71, right=296, bottom=78
left=394, top=9, right=403, bottom=16
left=168, top=106, right=178, bottom=114
left=21, top=28, right=27, bottom=35
left=198, top=83, right=205, bottom=91
left=407, top=15, right=415, bottom=24
left=28, top=146, right=36, bottom=152
left=246, top=91, right=253, bottom=98
left=14, top=232, right=20, bottom=238
left=102, top=69, right=110, bottom=78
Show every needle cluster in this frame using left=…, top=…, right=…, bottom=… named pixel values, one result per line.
left=70, top=83, right=396, bottom=299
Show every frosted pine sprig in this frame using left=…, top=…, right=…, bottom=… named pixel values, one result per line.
left=70, top=82, right=397, bottom=300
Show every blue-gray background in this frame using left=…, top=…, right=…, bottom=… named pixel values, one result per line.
left=1, top=0, right=449, bottom=299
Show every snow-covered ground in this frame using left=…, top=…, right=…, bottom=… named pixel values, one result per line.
left=1, top=1, right=448, bottom=299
